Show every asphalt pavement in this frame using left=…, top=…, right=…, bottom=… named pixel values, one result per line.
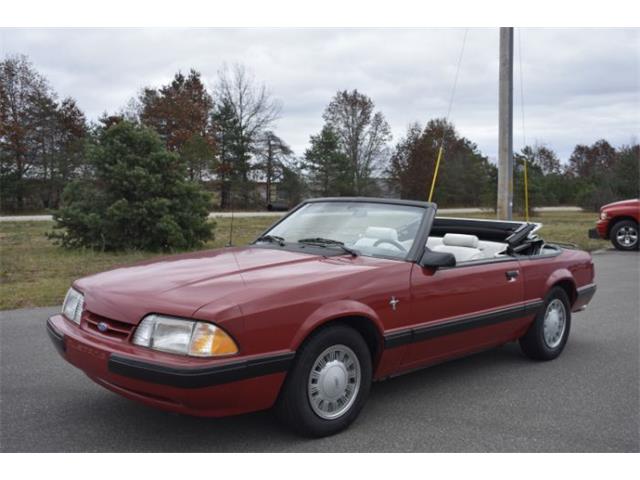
left=0, top=250, right=638, bottom=452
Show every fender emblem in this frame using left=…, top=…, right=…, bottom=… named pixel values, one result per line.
left=389, top=297, right=400, bottom=311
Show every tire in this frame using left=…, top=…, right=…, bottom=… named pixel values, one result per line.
left=610, top=219, right=639, bottom=251
left=519, top=287, right=572, bottom=361
left=275, top=324, right=372, bottom=437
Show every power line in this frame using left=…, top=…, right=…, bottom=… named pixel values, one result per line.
left=445, top=28, right=469, bottom=123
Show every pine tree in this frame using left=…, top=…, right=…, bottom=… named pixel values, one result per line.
left=303, top=125, right=351, bottom=196
left=256, top=131, right=292, bottom=206
left=50, top=121, right=213, bottom=251
left=211, top=99, right=243, bottom=209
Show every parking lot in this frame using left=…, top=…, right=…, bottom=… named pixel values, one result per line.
left=0, top=250, right=638, bottom=452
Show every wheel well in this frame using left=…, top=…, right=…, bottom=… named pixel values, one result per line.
left=607, top=216, right=638, bottom=236
left=305, top=316, right=383, bottom=367
left=553, top=279, right=577, bottom=306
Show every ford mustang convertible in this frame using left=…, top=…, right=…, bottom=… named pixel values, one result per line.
left=47, top=198, right=596, bottom=437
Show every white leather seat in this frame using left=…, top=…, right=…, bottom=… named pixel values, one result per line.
left=354, top=227, right=400, bottom=250
left=432, top=233, right=483, bottom=262
left=426, top=237, right=443, bottom=250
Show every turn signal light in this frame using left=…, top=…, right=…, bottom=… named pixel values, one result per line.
left=189, top=322, right=239, bottom=357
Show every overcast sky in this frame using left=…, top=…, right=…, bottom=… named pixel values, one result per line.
left=1, top=28, right=638, bottom=162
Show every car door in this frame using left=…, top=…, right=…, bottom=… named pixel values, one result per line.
left=401, top=257, right=527, bottom=370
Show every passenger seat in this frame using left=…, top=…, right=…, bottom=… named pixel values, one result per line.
left=432, top=233, right=483, bottom=263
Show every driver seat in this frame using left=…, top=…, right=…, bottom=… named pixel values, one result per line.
left=353, top=227, right=400, bottom=250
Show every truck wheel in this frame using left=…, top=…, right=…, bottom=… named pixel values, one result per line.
left=519, top=287, right=572, bottom=361
left=275, top=325, right=372, bottom=437
left=610, top=220, right=639, bottom=251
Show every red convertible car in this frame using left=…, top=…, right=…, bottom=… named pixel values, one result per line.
left=47, top=198, right=596, bottom=437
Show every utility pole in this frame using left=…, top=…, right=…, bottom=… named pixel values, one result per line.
left=497, top=27, right=514, bottom=220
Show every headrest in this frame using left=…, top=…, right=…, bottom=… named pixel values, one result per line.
left=442, top=233, right=479, bottom=248
left=364, top=227, right=398, bottom=242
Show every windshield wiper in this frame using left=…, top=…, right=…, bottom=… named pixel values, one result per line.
left=297, top=237, right=358, bottom=257
left=255, top=234, right=286, bottom=246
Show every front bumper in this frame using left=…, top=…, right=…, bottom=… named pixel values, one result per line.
left=46, top=318, right=66, bottom=355
left=588, top=228, right=601, bottom=239
left=46, top=314, right=293, bottom=416
left=589, top=219, right=608, bottom=240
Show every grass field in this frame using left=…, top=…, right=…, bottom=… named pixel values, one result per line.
left=0, top=211, right=607, bottom=310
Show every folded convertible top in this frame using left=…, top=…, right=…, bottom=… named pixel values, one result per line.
left=431, top=217, right=541, bottom=243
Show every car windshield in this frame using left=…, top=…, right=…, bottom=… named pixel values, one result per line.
left=263, top=201, right=425, bottom=260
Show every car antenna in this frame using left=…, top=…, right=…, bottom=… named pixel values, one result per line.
left=227, top=190, right=234, bottom=247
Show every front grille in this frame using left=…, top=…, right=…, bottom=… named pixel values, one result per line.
left=83, top=311, right=134, bottom=340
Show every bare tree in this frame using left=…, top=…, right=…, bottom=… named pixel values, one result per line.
left=0, top=55, right=49, bottom=209
left=1, top=55, right=86, bottom=210
left=214, top=64, right=281, bottom=203
left=520, top=144, right=561, bottom=175
left=323, top=89, right=391, bottom=195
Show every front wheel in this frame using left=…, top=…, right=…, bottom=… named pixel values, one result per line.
left=519, top=287, right=572, bottom=361
left=610, top=220, right=639, bottom=251
left=275, top=325, right=372, bottom=437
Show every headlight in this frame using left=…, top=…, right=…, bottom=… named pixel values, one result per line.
left=600, top=211, right=609, bottom=220
left=62, top=288, right=84, bottom=325
left=132, top=314, right=238, bottom=357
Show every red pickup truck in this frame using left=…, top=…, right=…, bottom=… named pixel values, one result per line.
left=589, top=199, right=640, bottom=251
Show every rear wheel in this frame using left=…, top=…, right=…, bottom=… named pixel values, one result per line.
left=275, top=325, right=372, bottom=437
left=610, top=220, right=639, bottom=251
left=520, top=287, right=571, bottom=361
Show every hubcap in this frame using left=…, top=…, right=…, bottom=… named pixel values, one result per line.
left=307, top=344, right=361, bottom=420
left=616, top=226, right=638, bottom=247
left=543, top=299, right=566, bottom=349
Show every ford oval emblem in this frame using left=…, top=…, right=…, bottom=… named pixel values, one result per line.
left=97, top=321, right=109, bottom=333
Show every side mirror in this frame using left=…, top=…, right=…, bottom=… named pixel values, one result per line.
left=418, top=250, right=456, bottom=269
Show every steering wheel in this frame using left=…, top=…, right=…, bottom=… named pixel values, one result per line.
left=373, top=239, right=407, bottom=252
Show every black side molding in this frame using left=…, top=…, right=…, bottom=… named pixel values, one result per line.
left=108, top=351, right=295, bottom=389
left=384, top=300, right=543, bottom=349
left=46, top=317, right=66, bottom=355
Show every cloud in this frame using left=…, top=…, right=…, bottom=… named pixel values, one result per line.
left=1, top=27, right=638, bottom=162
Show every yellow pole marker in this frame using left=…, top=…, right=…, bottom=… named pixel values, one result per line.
left=523, top=156, right=530, bottom=222
left=428, top=145, right=444, bottom=203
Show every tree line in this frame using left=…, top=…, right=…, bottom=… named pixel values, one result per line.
left=1, top=54, right=638, bottom=216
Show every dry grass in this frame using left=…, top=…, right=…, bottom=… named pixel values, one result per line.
left=0, top=210, right=607, bottom=310
left=0, top=216, right=277, bottom=310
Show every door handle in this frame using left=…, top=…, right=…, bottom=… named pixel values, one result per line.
left=505, top=270, right=519, bottom=281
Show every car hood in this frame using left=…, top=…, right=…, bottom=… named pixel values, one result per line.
left=602, top=199, right=639, bottom=210
left=75, top=246, right=377, bottom=324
